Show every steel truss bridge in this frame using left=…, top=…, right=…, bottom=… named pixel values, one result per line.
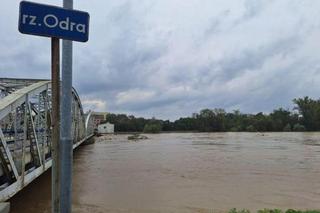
left=0, top=78, right=95, bottom=201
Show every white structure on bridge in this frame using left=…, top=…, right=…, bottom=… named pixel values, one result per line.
left=0, top=78, right=95, bottom=201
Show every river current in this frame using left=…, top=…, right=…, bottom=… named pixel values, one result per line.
left=10, top=132, right=320, bottom=212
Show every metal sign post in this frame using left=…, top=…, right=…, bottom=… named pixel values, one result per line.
left=60, top=0, right=73, bottom=212
left=51, top=37, right=60, bottom=213
left=18, top=1, right=89, bottom=212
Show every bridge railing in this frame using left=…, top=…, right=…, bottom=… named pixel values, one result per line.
left=0, top=79, right=93, bottom=201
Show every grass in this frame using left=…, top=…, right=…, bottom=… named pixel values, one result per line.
left=229, top=209, right=320, bottom=213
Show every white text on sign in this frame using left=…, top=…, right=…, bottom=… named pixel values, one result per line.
left=22, top=14, right=86, bottom=33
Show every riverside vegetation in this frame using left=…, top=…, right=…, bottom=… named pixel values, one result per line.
left=103, top=96, right=320, bottom=133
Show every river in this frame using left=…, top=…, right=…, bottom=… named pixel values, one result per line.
left=9, top=132, right=320, bottom=212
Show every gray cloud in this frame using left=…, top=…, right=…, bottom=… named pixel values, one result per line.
left=1, top=0, right=320, bottom=120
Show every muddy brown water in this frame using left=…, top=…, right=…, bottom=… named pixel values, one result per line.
left=9, top=133, right=320, bottom=212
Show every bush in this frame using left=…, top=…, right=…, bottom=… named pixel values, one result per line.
left=293, top=123, right=306, bottom=131
left=230, top=127, right=240, bottom=132
left=283, top=123, right=292, bottom=132
left=143, top=123, right=162, bottom=133
left=229, top=209, right=320, bottom=213
left=246, top=125, right=257, bottom=132
left=258, top=209, right=283, bottom=213
left=286, top=210, right=301, bottom=213
left=229, top=208, right=250, bottom=213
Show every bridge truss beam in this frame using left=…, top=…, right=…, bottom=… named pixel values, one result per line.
left=0, top=78, right=95, bottom=201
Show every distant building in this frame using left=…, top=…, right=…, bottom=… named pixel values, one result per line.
left=98, top=122, right=114, bottom=134
left=91, top=112, right=108, bottom=127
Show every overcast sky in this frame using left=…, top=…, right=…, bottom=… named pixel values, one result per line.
left=1, top=0, right=320, bottom=120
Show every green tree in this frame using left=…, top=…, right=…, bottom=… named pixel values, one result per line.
left=104, top=96, right=320, bottom=133
left=293, top=96, right=320, bottom=131
left=270, top=108, right=292, bottom=131
left=174, top=117, right=196, bottom=131
left=252, top=112, right=272, bottom=132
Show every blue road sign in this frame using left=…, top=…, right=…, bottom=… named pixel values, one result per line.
left=19, top=1, right=89, bottom=42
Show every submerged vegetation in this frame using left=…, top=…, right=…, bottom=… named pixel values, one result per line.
left=127, top=133, right=148, bottom=140
left=104, top=96, right=320, bottom=132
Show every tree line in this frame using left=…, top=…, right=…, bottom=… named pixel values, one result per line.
left=103, top=96, right=320, bottom=133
